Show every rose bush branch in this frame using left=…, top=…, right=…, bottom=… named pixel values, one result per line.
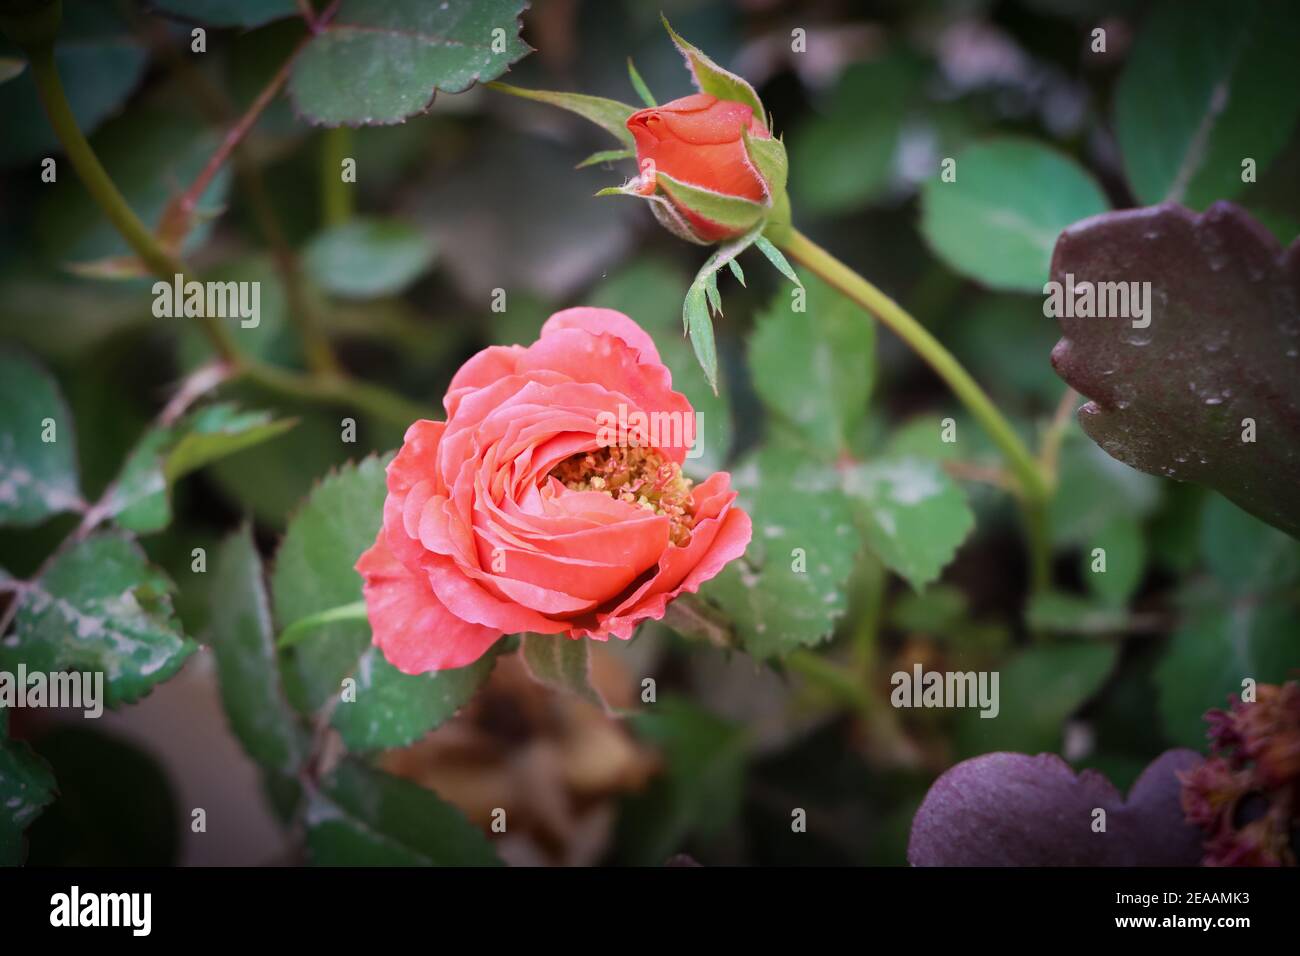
left=153, top=25, right=340, bottom=377
left=9, top=10, right=432, bottom=428
left=320, top=126, right=354, bottom=226
left=22, top=36, right=240, bottom=362
left=158, top=36, right=303, bottom=249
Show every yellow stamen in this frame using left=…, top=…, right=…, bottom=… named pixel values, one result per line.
left=550, top=445, right=696, bottom=546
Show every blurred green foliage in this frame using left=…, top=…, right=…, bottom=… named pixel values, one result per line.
left=1, top=0, right=1297, bottom=868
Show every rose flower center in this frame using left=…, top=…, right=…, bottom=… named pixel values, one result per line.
left=549, top=445, right=696, bottom=547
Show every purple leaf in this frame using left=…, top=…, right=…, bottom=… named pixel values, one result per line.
left=908, top=750, right=1205, bottom=866
left=1049, top=202, right=1300, bottom=538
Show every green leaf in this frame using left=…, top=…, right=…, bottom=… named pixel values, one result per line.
left=273, top=456, right=390, bottom=712
left=0, top=349, right=82, bottom=526
left=332, top=645, right=498, bottom=751
left=1198, top=495, right=1300, bottom=593
left=0, top=718, right=55, bottom=866
left=882, top=416, right=962, bottom=462
left=147, top=0, right=298, bottom=28
left=487, top=83, right=636, bottom=147
left=947, top=294, right=1066, bottom=412
left=1115, top=0, right=1300, bottom=210
left=701, top=448, right=861, bottom=658
left=209, top=527, right=305, bottom=774
left=289, top=0, right=531, bottom=126
left=1154, top=596, right=1297, bottom=749
left=307, top=758, right=500, bottom=865
left=0, top=0, right=148, bottom=168
left=889, top=585, right=969, bottom=635
left=206, top=398, right=354, bottom=528
left=272, top=456, right=493, bottom=750
left=302, top=218, right=437, bottom=299
left=1157, top=491, right=1300, bottom=749
left=790, top=57, right=916, bottom=214
left=616, top=697, right=746, bottom=865
left=0, top=530, right=196, bottom=706
left=954, top=642, right=1118, bottom=758
left=1082, top=515, right=1147, bottom=607
left=1048, top=423, right=1161, bottom=547
left=1149, top=483, right=1206, bottom=575
left=842, top=457, right=975, bottom=592
left=660, top=16, right=765, bottom=127
left=520, top=634, right=604, bottom=708
left=1025, top=591, right=1132, bottom=635
left=108, top=404, right=297, bottom=534
left=920, top=138, right=1109, bottom=292
left=750, top=269, right=873, bottom=457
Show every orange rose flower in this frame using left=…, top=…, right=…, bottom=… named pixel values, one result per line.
left=355, top=308, right=752, bottom=674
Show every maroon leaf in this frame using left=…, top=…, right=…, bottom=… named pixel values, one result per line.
left=908, top=750, right=1205, bottom=866
left=1050, top=202, right=1300, bottom=538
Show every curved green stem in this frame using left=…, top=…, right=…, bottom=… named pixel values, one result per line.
left=1023, top=497, right=1051, bottom=596
left=28, top=40, right=240, bottom=363
left=30, top=43, right=169, bottom=275
left=321, top=126, right=354, bottom=226
left=780, top=228, right=1048, bottom=503
left=27, top=38, right=433, bottom=429
left=246, top=363, right=434, bottom=427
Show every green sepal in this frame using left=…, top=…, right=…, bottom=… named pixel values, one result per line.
left=576, top=148, right=634, bottom=169
left=680, top=226, right=764, bottom=392
left=753, top=235, right=801, bottom=288
left=660, top=15, right=765, bottom=128
left=627, top=57, right=656, bottom=108
left=487, top=82, right=636, bottom=148
left=656, top=170, right=767, bottom=233
left=745, top=130, right=788, bottom=196
left=596, top=180, right=712, bottom=246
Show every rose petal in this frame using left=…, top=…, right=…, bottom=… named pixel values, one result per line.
left=541, top=306, right=663, bottom=364
left=355, top=534, right=503, bottom=673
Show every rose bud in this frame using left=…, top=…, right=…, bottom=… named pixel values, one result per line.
left=597, top=18, right=790, bottom=248
left=485, top=17, right=798, bottom=390
left=627, top=93, right=776, bottom=243
left=355, top=308, right=752, bottom=674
